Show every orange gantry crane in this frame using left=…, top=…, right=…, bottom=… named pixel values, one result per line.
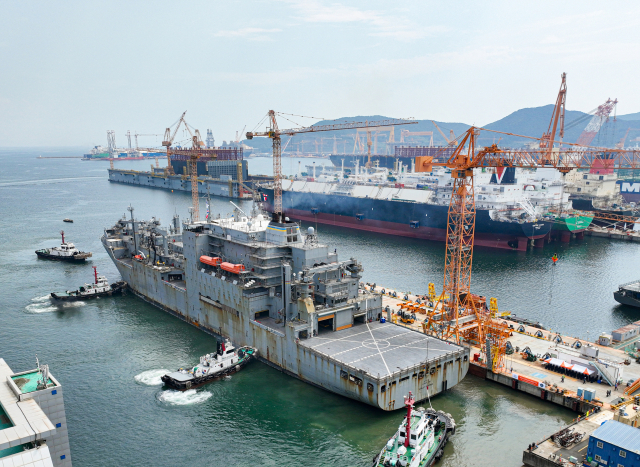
left=422, top=128, right=640, bottom=357
left=246, top=111, right=417, bottom=221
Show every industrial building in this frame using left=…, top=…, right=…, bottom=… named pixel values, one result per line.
left=587, top=420, right=640, bottom=467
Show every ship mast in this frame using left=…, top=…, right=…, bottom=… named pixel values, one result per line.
left=93, top=266, right=98, bottom=284
left=404, top=391, right=414, bottom=448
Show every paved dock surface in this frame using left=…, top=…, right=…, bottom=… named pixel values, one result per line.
left=528, top=410, right=614, bottom=466
left=368, top=284, right=640, bottom=406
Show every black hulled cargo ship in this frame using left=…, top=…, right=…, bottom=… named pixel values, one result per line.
left=259, top=185, right=554, bottom=251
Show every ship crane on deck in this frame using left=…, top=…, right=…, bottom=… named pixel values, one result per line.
left=246, top=112, right=417, bottom=221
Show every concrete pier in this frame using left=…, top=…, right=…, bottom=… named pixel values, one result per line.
left=368, top=284, right=640, bottom=414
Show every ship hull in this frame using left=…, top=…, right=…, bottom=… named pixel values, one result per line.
left=571, top=197, right=639, bottom=228
left=261, top=188, right=553, bottom=251
left=614, top=291, right=640, bottom=308
left=161, top=348, right=257, bottom=391
left=35, top=250, right=91, bottom=262
left=50, top=281, right=127, bottom=301
left=104, top=248, right=469, bottom=411
left=551, top=215, right=593, bottom=233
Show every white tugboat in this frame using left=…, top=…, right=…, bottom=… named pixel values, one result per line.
left=50, top=267, right=127, bottom=301
left=161, top=339, right=257, bottom=390
left=372, top=392, right=456, bottom=467
left=35, top=230, right=92, bottom=262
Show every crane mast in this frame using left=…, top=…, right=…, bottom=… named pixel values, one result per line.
left=162, top=111, right=188, bottom=173
left=424, top=126, right=640, bottom=353
left=540, top=72, right=567, bottom=154
left=247, top=112, right=416, bottom=222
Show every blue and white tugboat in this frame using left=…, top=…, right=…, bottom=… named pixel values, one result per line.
left=372, top=392, right=455, bottom=467
left=161, top=339, right=257, bottom=390
left=36, top=231, right=92, bottom=262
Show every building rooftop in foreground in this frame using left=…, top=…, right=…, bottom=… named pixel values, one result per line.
left=0, top=358, right=71, bottom=467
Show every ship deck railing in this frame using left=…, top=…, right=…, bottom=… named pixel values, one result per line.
left=250, top=318, right=285, bottom=338
left=618, top=279, right=640, bottom=290
left=163, top=280, right=186, bottom=291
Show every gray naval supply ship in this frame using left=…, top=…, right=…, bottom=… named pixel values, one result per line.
left=101, top=205, right=469, bottom=410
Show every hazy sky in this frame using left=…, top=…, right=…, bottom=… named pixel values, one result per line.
left=2, top=1, right=639, bottom=147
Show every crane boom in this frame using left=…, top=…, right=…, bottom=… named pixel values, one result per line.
left=247, top=111, right=416, bottom=220
left=576, top=98, right=618, bottom=147
left=423, top=125, right=640, bottom=349
left=431, top=121, right=451, bottom=144
left=540, top=72, right=567, bottom=152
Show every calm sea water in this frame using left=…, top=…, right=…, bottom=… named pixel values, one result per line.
left=4, top=149, right=638, bottom=466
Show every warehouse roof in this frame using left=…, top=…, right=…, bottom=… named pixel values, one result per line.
left=592, top=420, right=640, bottom=452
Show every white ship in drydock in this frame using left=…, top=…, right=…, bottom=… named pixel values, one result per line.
left=101, top=206, right=469, bottom=410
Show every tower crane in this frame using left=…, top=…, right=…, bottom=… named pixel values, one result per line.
left=162, top=111, right=198, bottom=173
left=247, top=111, right=416, bottom=221
left=422, top=127, right=640, bottom=356
left=539, top=72, right=567, bottom=153
left=615, top=128, right=640, bottom=149
left=431, top=121, right=455, bottom=145
left=235, top=126, right=247, bottom=144
left=400, top=130, right=434, bottom=146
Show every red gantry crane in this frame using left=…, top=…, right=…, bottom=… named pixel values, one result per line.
left=246, top=111, right=417, bottom=221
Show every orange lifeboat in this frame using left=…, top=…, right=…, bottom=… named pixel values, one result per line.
left=220, top=262, right=245, bottom=274
left=200, top=256, right=221, bottom=267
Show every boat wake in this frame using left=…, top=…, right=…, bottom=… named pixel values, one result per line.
left=157, top=389, right=212, bottom=406
left=134, top=369, right=169, bottom=386
left=25, top=295, right=85, bottom=314
left=0, top=176, right=103, bottom=188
